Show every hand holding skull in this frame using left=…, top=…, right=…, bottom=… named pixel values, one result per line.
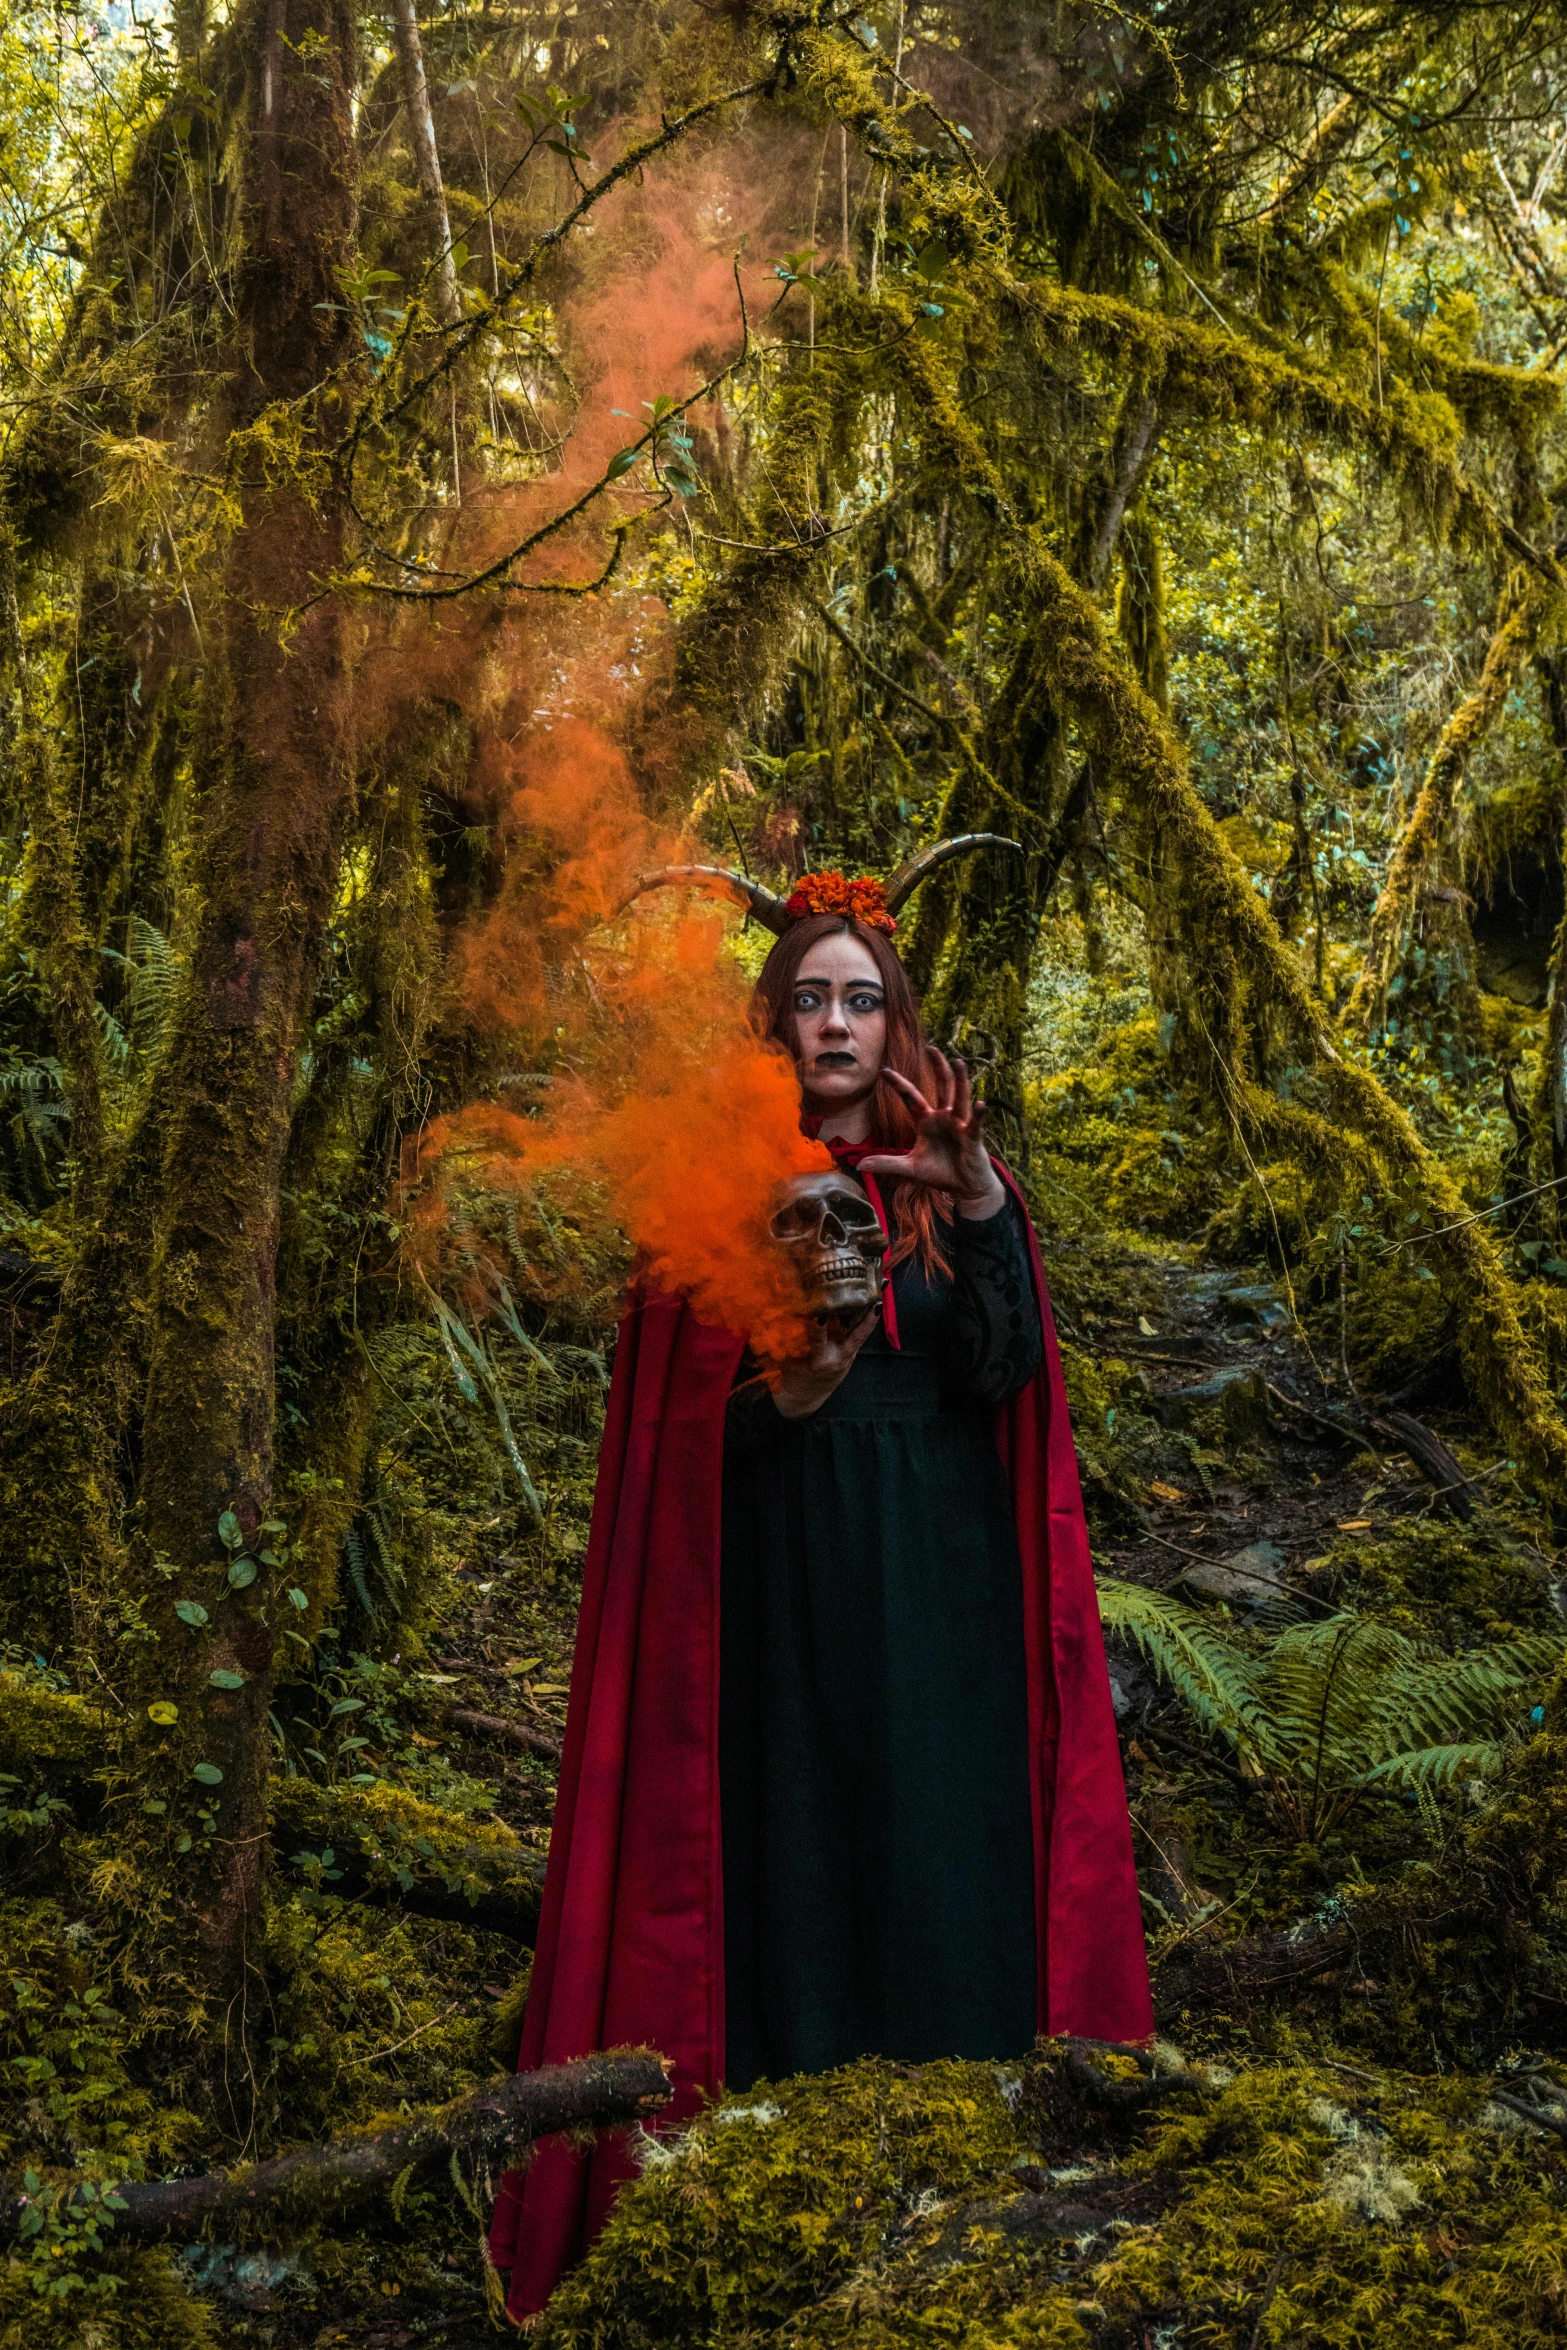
left=768, top=1172, right=887, bottom=1419
left=859, top=1050, right=1005, bottom=1218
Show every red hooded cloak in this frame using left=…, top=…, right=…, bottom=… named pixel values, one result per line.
left=487, top=1164, right=1151, bottom=2323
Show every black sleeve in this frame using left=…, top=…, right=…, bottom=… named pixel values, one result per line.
left=948, top=1192, right=1044, bottom=1405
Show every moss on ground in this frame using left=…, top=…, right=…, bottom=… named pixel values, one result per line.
left=534, top=2047, right=1567, bottom=2350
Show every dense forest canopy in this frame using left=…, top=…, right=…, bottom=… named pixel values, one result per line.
left=9, top=0, right=1567, bottom=2342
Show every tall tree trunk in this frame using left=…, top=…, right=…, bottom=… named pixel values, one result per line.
left=1535, top=650, right=1567, bottom=1212
left=390, top=0, right=462, bottom=327
left=132, top=0, right=358, bottom=2039
left=0, top=531, right=107, bottom=1199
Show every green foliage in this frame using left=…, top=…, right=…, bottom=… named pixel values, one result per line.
left=1101, top=1579, right=1561, bottom=1831
left=8, top=0, right=1567, bottom=2335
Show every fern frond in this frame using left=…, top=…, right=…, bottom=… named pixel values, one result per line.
left=1372, top=1637, right=1563, bottom=1762
left=1256, top=1615, right=1417, bottom=1781
left=344, top=1524, right=374, bottom=1618
left=1358, top=1741, right=1506, bottom=1789
left=1097, top=1579, right=1265, bottom=1754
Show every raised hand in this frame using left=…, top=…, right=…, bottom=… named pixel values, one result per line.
left=859, top=1050, right=1006, bottom=1219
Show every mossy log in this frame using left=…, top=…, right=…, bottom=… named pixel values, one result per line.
left=0, top=1675, right=109, bottom=1773
left=270, top=1776, right=546, bottom=1937
left=0, top=2051, right=671, bottom=2245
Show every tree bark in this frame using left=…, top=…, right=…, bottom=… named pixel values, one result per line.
left=390, top=0, right=462, bottom=327
left=1086, top=392, right=1160, bottom=594
left=132, top=0, right=359, bottom=2029
left=0, top=2053, right=672, bottom=2244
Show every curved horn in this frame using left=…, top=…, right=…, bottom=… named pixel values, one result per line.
left=882, top=832, right=1022, bottom=917
left=619, top=863, right=793, bottom=937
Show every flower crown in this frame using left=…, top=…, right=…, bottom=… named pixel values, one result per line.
left=782, top=870, right=897, bottom=935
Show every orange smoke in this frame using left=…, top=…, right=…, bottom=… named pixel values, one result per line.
left=407, top=706, right=829, bottom=1357
left=398, top=130, right=839, bottom=1356
left=407, top=895, right=830, bottom=1359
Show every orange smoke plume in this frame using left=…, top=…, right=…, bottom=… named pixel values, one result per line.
left=398, top=132, right=842, bottom=1357
left=407, top=899, right=830, bottom=1359
left=406, top=711, right=828, bottom=1357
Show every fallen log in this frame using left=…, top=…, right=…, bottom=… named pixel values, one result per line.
left=271, top=1775, right=546, bottom=1940
left=443, top=1704, right=563, bottom=1764
left=3, top=2051, right=672, bottom=2245
left=1153, top=1916, right=1354, bottom=2020
left=1370, top=1409, right=1475, bottom=1520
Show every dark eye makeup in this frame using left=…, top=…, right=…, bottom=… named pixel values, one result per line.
left=793, top=981, right=885, bottom=1011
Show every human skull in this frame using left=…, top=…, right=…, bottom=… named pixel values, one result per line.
left=770, top=1171, right=888, bottom=1323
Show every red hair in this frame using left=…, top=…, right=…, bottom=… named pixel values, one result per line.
left=752, top=914, right=952, bottom=1276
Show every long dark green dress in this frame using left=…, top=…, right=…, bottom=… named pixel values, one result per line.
left=719, top=1190, right=1044, bottom=2090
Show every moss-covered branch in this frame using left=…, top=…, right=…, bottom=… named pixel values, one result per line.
left=1018, top=532, right=1567, bottom=1494
left=0, top=2051, right=671, bottom=2245
left=1345, top=569, right=1552, bottom=1033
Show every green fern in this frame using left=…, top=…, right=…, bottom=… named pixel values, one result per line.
left=100, top=916, right=180, bottom=1067
left=0, top=1056, right=68, bottom=1205
left=1099, top=1578, right=1560, bottom=1836
left=342, top=1460, right=407, bottom=1624
left=1096, top=1579, right=1269, bottom=1753
left=1358, top=1742, right=1510, bottom=1790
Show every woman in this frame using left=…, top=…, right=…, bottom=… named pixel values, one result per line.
left=722, top=910, right=1047, bottom=2088
left=488, top=855, right=1150, bottom=2324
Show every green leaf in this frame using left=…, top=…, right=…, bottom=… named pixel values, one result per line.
left=287, top=1588, right=309, bottom=1611
left=217, top=1511, right=243, bottom=1551
left=606, top=446, right=641, bottom=481
left=141, top=1799, right=168, bottom=1816
left=227, top=1556, right=259, bottom=1589
left=449, top=240, right=469, bottom=272
left=173, top=1601, right=208, bottom=1629
left=191, top=1763, right=224, bottom=1786
left=329, top=1697, right=366, bottom=1718
left=146, top=1701, right=179, bottom=1726
left=208, top=1669, right=246, bottom=1691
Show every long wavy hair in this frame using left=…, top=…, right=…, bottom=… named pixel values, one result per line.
left=752, top=913, right=952, bottom=1275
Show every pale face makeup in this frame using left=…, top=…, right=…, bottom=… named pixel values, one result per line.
left=791, top=932, right=888, bottom=1142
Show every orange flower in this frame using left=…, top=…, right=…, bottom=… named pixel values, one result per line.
left=782, top=869, right=897, bottom=934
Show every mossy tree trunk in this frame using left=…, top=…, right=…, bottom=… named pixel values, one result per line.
left=131, top=0, right=360, bottom=2016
